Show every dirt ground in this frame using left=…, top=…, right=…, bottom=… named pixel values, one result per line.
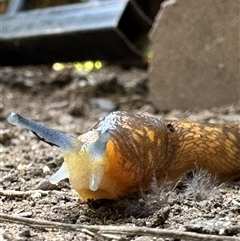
left=0, top=65, right=240, bottom=241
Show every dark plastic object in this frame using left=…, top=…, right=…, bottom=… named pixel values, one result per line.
left=0, top=0, right=152, bottom=66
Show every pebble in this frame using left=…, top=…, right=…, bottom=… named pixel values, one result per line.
left=17, top=211, right=33, bottom=217
left=90, top=98, right=117, bottom=112
left=58, top=114, right=73, bottom=125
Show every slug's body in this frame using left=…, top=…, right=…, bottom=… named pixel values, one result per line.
left=8, top=111, right=240, bottom=201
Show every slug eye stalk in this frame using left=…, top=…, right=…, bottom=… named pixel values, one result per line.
left=7, top=112, right=76, bottom=152
left=7, top=112, right=110, bottom=194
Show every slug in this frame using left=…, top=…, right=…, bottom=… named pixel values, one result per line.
left=7, top=111, right=240, bottom=201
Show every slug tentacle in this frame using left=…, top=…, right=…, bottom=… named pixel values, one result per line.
left=7, top=111, right=240, bottom=201
left=50, top=162, right=69, bottom=184
left=7, top=112, right=77, bottom=152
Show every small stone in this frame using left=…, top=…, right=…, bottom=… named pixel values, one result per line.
left=58, top=114, right=73, bottom=125
left=35, top=179, right=60, bottom=191
left=17, top=164, right=27, bottom=171
left=42, top=165, right=50, bottom=174
left=90, top=98, right=117, bottom=112
left=18, top=211, right=33, bottom=217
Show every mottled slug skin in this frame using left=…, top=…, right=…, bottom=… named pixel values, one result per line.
left=165, top=120, right=240, bottom=182
left=76, top=111, right=240, bottom=200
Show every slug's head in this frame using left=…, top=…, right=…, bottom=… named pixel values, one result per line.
left=61, top=129, right=111, bottom=193
left=7, top=112, right=111, bottom=197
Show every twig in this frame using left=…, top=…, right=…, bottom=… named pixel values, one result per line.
left=0, top=213, right=239, bottom=241
left=79, top=228, right=113, bottom=240
left=0, top=190, right=49, bottom=198
left=0, top=173, right=14, bottom=183
left=0, top=167, right=12, bottom=172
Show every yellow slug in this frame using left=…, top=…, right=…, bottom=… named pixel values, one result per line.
left=7, top=111, right=240, bottom=201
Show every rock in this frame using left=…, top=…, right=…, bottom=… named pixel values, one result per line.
left=36, top=179, right=60, bottom=191
left=149, top=0, right=239, bottom=110
left=58, top=114, right=73, bottom=125
left=90, top=98, right=117, bottom=112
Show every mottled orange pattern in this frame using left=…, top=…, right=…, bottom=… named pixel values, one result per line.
left=75, top=112, right=239, bottom=200
left=166, top=121, right=240, bottom=182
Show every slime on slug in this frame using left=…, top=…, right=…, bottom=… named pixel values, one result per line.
left=7, top=111, right=240, bottom=201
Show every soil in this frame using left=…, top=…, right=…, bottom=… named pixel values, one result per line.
left=0, top=65, right=240, bottom=241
